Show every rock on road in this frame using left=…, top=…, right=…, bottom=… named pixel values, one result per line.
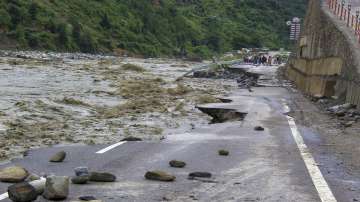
left=0, top=65, right=356, bottom=202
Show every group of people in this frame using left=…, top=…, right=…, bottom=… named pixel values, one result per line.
left=243, top=55, right=282, bottom=66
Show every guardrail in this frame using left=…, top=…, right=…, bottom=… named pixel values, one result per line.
left=327, top=0, right=360, bottom=42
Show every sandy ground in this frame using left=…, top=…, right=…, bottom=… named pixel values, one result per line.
left=0, top=55, right=237, bottom=161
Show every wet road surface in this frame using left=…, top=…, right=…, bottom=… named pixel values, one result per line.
left=0, top=86, right=350, bottom=202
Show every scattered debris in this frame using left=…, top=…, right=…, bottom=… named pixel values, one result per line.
left=0, top=166, right=29, bottom=183
left=254, top=126, right=265, bottom=131
left=49, top=151, right=66, bottom=163
left=43, top=176, right=69, bottom=200
left=78, top=196, right=98, bottom=201
left=74, top=167, right=89, bottom=177
left=144, top=170, right=176, bottom=182
left=343, top=121, right=355, bottom=128
left=121, top=136, right=143, bottom=142
left=188, top=177, right=218, bottom=183
left=89, top=172, right=116, bottom=182
left=169, top=160, right=186, bottom=168
left=8, top=182, right=38, bottom=202
left=71, top=176, right=89, bottom=184
left=218, top=150, right=229, bottom=156
left=188, top=172, right=212, bottom=178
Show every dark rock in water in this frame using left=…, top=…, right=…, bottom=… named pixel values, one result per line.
left=121, top=136, right=142, bottom=141
left=169, top=160, right=186, bottom=168
left=218, top=150, right=229, bottom=156
left=49, top=151, right=66, bottom=162
left=43, top=176, right=69, bottom=200
left=89, top=172, right=116, bottom=182
left=79, top=196, right=97, bottom=201
left=74, top=167, right=89, bottom=177
left=8, top=182, right=38, bottom=202
left=189, top=172, right=212, bottom=178
left=0, top=166, right=29, bottom=183
left=254, top=126, right=265, bottom=131
left=71, top=176, right=89, bottom=184
left=145, top=171, right=176, bottom=182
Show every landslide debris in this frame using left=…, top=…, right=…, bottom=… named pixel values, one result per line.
left=145, top=171, right=176, bottom=182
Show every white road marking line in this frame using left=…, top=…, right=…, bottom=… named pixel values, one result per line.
left=0, top=193, right=8, bottom=200
left=283, top=102, right=337, bottom=202
left=96, top=141, right=127, bottom=154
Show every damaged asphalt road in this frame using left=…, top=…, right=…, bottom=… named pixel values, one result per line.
left=0, top=64, right=359, bottom=202
left=0, top=86, right=348, bottom=202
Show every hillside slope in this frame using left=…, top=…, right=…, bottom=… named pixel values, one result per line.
left=0, top=0, right=307, bottom=57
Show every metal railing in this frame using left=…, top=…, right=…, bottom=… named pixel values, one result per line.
left=327, top=0, right=360, bottom=42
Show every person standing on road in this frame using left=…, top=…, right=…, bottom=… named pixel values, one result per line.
left=261, top=55, right=267, bottom=65
left=268, top=56, right=272, bottom=66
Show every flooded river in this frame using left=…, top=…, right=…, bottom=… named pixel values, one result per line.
left=0, top=52, right=236, bottom=161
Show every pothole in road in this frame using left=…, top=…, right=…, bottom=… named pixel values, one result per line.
left=196, top=106, right=247, bottom=124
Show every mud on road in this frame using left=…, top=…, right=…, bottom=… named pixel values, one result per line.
left=0, top=52, right=238, bottom=161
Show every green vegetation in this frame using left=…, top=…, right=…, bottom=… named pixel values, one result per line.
left=0, top=0, right=307, bottom=58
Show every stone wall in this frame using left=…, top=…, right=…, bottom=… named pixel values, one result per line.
left=287, top=0, right=360, bottom=106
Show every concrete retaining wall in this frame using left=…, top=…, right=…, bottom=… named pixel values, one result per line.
left=287, top=0, right=360, bottom=106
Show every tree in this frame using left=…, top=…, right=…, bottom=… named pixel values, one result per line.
left=100, top=14, right=111, bottom=29
left=28, top=2, right=39, bottom=20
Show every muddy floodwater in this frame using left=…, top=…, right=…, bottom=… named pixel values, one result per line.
left=0, top=52, right=236, bottom=161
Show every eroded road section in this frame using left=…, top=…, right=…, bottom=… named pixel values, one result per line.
left=0, top=59, right=356, bottom=201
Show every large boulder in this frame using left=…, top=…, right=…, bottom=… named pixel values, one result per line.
left=0, top=166, right=29, bottom=183
left=8, top=182, right=38, bottom=202
left=42, top=176, right=69, bottom=200
left=49, top=151, right=66, bottom=162
left=89, top=172, right=116, bottom=182
left=144, top=171, right=176, bottom=182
